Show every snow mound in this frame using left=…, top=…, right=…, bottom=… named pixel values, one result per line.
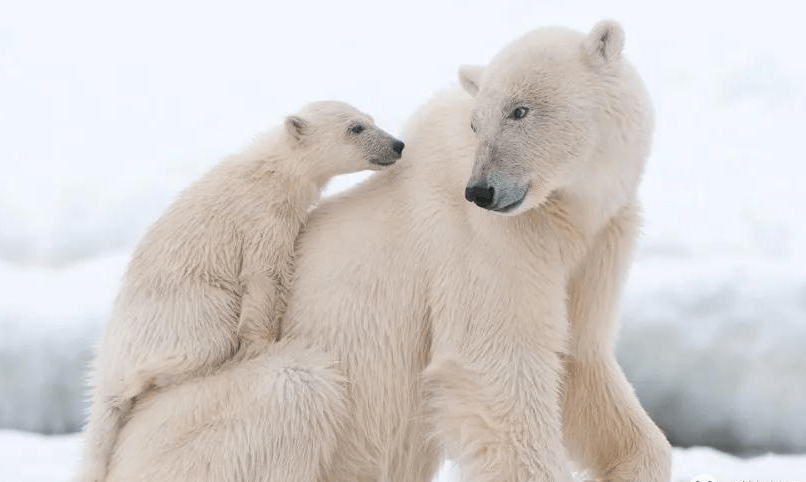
left=0, top=257, right=126, bottom=433
left=619, top=256, right=806, bottom=453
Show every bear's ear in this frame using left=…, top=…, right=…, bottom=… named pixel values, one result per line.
left=284, top=115, right=307, bottom=143
left=583, top=20, right=625, bottom=65
left=458, top=64, right=485, bottom=97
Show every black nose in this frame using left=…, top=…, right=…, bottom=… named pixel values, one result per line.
left=465, top=182, right=495, bottom=209
left=392, top=140, right=405, bottom=156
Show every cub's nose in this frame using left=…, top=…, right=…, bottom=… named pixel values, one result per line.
left=464, top=182, right=495, bottom=209
left=392, top=140, right=405, bottom=157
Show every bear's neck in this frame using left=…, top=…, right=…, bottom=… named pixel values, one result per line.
left=252, top=129, right=333, bottom=188
left=551, top=101, right=649, bottom=237
left=555, top=171, right=639, bottom=237
left=237, top=131, right=326, bottom=210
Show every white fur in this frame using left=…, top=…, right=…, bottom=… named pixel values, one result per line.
left=105, top=341, right=348, bottom=482
left=101, top=21, right=671, bottom=482
left=73, top=101, right=401, bottom=482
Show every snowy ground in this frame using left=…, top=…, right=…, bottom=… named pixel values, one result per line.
left=2, top=430, right=805, bottom=482
left=1, top=0, right=805, bottom=465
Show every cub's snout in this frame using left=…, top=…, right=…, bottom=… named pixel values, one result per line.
left=392, top=140, right=405, bottom=156
left=370, top=138, right=405, bottom=166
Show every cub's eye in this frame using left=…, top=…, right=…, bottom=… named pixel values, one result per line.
left=510, top=107, right=529, bottom=120
left=350, top=124, right=365, bottom=134
left=470, top=122, right=477, bottom=133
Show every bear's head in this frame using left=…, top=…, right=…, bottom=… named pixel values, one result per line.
left=285, top=101, right=405, bottom=178
left=460, top=20, right=651, bottom=216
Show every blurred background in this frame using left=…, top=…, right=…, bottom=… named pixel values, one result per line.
left=1, top=0, right=804, bottom=480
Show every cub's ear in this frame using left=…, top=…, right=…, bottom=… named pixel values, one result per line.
left=284, top=115, right=307, bottom=142
left=583, top=19, right=625, bottom=65
left=458, top=64, right=485, bottom=97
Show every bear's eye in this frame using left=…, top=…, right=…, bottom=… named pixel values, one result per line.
left=510, top=107, right=529, bottom=120
left=470, top=122, right=477, bottom=133
left=350, top=124, right=365, bottom=135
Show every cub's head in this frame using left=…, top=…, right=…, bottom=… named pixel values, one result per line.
left=460, top=20, right=637, bottom=215
left=285, top=101, right=404, bottom=177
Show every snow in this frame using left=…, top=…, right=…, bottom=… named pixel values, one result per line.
left=1, top=0, right=805, bottom=459
left=0, top=431, right=81, bottom=482
left=0, top=430, right=804, bottom=482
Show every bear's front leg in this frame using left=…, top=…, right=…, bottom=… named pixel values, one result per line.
left=236, top=232, right=296, bottom=357
left=563, top=204, right=671, bottom=482
left=424, top=339, right=573, bottom=482
left=237, top=270, right=284, bottom=354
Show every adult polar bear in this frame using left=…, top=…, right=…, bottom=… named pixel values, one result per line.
left=103, top=20, right=670, bottom=482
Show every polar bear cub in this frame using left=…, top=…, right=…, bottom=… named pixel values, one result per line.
left=73, top=101, right=404, bottom=482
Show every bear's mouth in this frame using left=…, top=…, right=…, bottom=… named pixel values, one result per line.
left=492, top=186, right=529, bottom=213
left=370, top=158, right=397, bottom=166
